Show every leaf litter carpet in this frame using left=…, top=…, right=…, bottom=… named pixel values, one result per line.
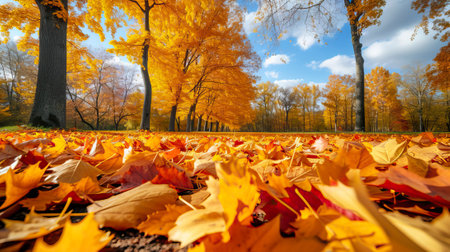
left=0, top=130, right=448, bottom=251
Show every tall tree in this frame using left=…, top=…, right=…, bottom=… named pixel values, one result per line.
left=92, top=0, right=168, bottom=130
left=255, top=0, right=386, bottom=131
left=278, top=87, right=296, bottom=131
left=0, top=1, right=103, bottom=128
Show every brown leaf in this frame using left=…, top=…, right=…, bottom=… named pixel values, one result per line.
left=45, top=159, right=104, bottom=184
left=87, top=182, right=177, bottom=230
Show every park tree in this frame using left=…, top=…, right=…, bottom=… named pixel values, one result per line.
left=400, top=65, right=441, bottom=132
left=278, top=87, right=296, bottom=131
left=0, top=0, right=102, bottom=128
left=255, top=81, right=278, bottom=132
left=90, top=0, right=170, bottom=130
left=365, top=67, right=405, bottom=132
left=0, top=42, right=37, bottom=124
left=254, top=0, right=386, bottom=131
left=322, top=74, right=346, bottom=132
left=411, top=0, right=449, bottom=131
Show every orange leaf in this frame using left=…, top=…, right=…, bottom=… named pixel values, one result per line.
left=1, top=163, right=46, bottom=209
left=33, top=213, right=113, bottom=252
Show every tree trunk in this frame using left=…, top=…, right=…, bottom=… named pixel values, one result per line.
left=176, top=116, right=180, bottom=131
left=139, top=1, right=152, bottom=130
left=215, top=121, right=219, bottom=132
left=221, top=124, right=224, bottom=132
left=191, top=104, right=196, bottom=131
left=209, top=121, right=213, bottom=132
left=334, top=109, right=338, bottom=132
left=29, top=0, right=68, bottom=128
left=204, top=116, right=209, bottom=131
left=197, top=115, right=202, bottom=131
left=169, top=104, right=177, bottom=131
left=349, top=20, right=365, bottom=132
left=285, top=110, right=289, bottom=132
left=186, top=104, right=195, bottom=132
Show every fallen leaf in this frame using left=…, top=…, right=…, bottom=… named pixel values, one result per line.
left=0, top=163, right=46, bottom=209
left=370, top=138, right=408, bottom=165
left=87, top=182, right=178, bottom=230
left=151, top=166, right=193, bottom=190
left=137, top=204, right=191, bottom=236
left=33, top=213, right=113, bottom=252
left=45, top=159, right=104, bottom=184
left=0, top=210, right=69, bottom=243
left=368, top=166, right=450, bottom=207
left=42, top=135, right=66, bottom=158
left=20, top=177, right=104, bottom=211
left=169, top=177, right=226, bottom=247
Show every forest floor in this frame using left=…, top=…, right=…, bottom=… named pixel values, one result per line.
left=0, top=129, right=448, bottom=251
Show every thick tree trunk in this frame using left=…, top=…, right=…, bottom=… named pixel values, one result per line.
left=215, top=121, right=219, bottom=132
left=349, top=21, right=365, bottom=132
left=209, top=121, right=213, bottom=132
left=176, top=116, right=180, bottom=131
left=204, top=116, right=209, bottom=131
left=186, top=104, right=195, bottom=132
left=29, top=0, right=68, bottom=128
left=169, top=104, right=177, bottom=131
left=197, top=115, right=202, bottom=131
left=139, top=1, right=152, bottom=130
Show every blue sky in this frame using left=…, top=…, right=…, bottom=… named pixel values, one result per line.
left=1, top=0, right=446, bottom=89
left=240, top=0, right=446, bottom=88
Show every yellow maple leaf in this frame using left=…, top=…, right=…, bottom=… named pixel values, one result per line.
left=33, top=213, right=113, bottom=252
left=0, top=163, right=46, bottom=209
left=43, top=135, right=66, bottom=158
left=137, top=204, right=191, bottom=236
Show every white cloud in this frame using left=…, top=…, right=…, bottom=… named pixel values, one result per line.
left=307, top=60, right=320, bottom=69
left=263, top=54, right=290, bottom=68
left=265, top=71, right=279, bottom=79
left=12, top=35, right=22, bottom=42
left=319, top=55, right=355, bottom=75
left=106, top=55, right=136, bottom=69
left=274, top=78, right=303, bottom=88
left=362, top=0, right=422, bottom=45
left=244, top=11, right=258, bottom=35
left=363, top=28, right=442, bottom=69
left=275, top=0, right=347, bottom=50
left=359, top=0, right=444, bottom=69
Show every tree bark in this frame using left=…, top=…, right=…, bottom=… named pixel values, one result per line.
left=215, top=121, right=219, bottom=132
left=197, top=115, right=203, bottom=131
left=139, top=0, right=152, bottom=130
left=209, top=121, right=213, bottom=132
left=204, top=116, right=209, bottom=131
left=29, top=0, right=68, bottom=128
left=169, top=104, right=177, bottom=131
left=186, top=104, right=195, bottom=132
left=348, top=19, right=365, bottom=132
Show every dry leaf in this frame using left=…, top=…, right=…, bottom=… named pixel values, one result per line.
left=0, top=163, right=46, bottom=209
left=45, top=159, right=104, bottom=184
left=0, top=210, right=69, bottom=243
left=33, top=213, right=113, bottom=252
left=370, top=138, right=408, bottom=165
left=87, top=182, right=178, bottom=230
